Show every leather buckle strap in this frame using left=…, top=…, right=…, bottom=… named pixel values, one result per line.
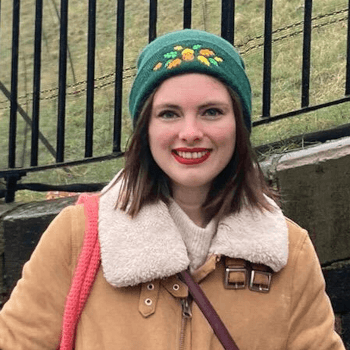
left=249, top=264, right=272, bottom=293
left=224, top=258, right=273, bottom=293
left=224, top=258, right=248, bottom=289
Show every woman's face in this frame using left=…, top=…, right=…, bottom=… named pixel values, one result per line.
left=148, top=73, right=236, bottom=193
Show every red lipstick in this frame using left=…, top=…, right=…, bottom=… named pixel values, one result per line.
left=172, top=148, right=211, bottom=165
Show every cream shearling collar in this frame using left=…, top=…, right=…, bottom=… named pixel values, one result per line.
left=99, top=174, right=289, bottom=288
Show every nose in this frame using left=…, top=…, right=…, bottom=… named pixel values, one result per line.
left=178, top=117, right=204, bottom=143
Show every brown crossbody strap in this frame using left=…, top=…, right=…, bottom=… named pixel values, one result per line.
left=178, top=270, right=240, bottom=350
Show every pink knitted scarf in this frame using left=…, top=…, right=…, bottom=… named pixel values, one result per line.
left=58, top=193, right=101, bottom=350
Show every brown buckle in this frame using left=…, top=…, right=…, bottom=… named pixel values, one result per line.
left=224, top=258, right=248, bottom=289
left=249, top=267, right=272, bottom=293
left=224, top=258, right=273, bottom=292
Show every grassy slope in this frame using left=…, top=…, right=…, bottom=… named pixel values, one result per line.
left=0, top=0, right=349, bottom=201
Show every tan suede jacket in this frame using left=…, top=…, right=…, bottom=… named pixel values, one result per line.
left=0, top=202, right=345, bottom=350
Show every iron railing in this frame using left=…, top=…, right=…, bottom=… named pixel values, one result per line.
left=1, top=0, right=350, bottom=202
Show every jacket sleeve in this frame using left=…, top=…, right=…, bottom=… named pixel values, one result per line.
left=286, top=228, right=345, bottom=349
left=0, top=205, right=83, bottom=350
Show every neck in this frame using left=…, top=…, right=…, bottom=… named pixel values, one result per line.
left=172, top=184, right=210, bottom=228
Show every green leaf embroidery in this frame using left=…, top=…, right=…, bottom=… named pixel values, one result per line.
left=164, top=51, right=177, bottom=59
left=208, top=57, right=218, bottom=66
left=193, top=44, right=201, bottom=50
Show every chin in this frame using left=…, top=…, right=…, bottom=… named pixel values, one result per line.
left=172, top=177, right=213, bottom=190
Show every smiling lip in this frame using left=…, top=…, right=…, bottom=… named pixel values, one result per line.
left=172, top=148, right=211, bottom=165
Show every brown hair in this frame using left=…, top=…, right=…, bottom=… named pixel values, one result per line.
left=115, top=84, right=276, bottom=221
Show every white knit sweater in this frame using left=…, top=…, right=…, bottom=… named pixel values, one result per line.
left=168, top=199, right=217, bottom=271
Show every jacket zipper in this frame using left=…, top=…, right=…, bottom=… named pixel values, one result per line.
left=179, top=297, right=192, bottom=350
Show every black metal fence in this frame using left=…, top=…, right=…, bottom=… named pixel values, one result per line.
left=1, top=0, right=350, bottom=202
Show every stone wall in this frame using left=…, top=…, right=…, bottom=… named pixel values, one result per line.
left=0, top=197, right=78, bottom=296
left=261, top=136, right=350, bottom=347
left=0, top=136, right=349, bottom=347
left=261, top=137, right=350, bottom=264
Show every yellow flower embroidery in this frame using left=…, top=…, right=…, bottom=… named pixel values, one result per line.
left=153, top=62, right=163, bottom=71
left=199, top=49, right=215, bottom=57
left=154, top=44, right=223, bottom=71
left=182, top=48, right=194, bottom=61
left=197, top=56, right=210, bottom=66
left=167, top=58, right=182, bottom=69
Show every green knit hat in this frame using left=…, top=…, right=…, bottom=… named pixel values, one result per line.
left=129, top=29, right=252, bottom=132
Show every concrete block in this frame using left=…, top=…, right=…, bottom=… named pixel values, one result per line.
left=2, top=196, right=78, bottom=293
left=262, top=137, right=350, bottom=264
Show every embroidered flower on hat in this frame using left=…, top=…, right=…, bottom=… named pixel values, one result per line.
left=152, top=44, right=224, bottom=71
left=167, top=58, right=182, bottom=69
left=199, top=48, right=215, bottom=57
left=153, top=62, right=163, bottom=71
left=182, top=48, right=195, bottom=61
left=198, top=55, right=210, bottom=66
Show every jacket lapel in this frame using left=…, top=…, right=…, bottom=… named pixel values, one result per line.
left=210, top=197, right=288, bottom=272
left=99, top=176, right=288, bottom=287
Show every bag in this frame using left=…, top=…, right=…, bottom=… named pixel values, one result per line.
left=58, top=194, right=101, bottom=350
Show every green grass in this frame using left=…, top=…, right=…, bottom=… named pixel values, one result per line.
left=0, top=0, right=349, bottom=202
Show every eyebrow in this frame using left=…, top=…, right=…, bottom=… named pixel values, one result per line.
left=152, top=103, right=179, bottom=111
left=198, top=102, right=231, bottom=109
left=153, top=101, right=231, bottom=111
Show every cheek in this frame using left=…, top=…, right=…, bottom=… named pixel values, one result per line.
left=214, top=123, right=236, bottom=148
left=148, top=126, right=175, bottom=154
left=214, top=125, right=236, bottom=166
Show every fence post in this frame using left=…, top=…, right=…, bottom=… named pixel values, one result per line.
left=9, top=0, right=21, bottom=169
left=113, top=0, right=125, bottom=153
left=85, top=0, right=97, bottom=158
left=301, top=0, right=312, bottom=108
left=262, top=0, right=273, bottom=119
left=31, top=0, right=43, bottom=167
left=221, top=0, right=234, bottom=44
left=4, top=172, right=25, bottom=203
left=149, top=0, right=157, bottom=42
left=183, top=0, right=191, bottom=29
left=56, top=0, right=69, bottom=163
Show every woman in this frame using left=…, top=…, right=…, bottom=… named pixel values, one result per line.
left=0, top=29, right=345, bottom=349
